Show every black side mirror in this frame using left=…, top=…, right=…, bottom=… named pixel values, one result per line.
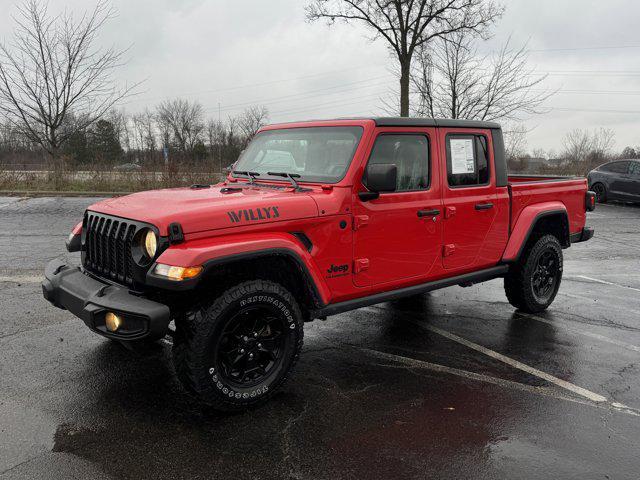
left=360, top=163, right=397, bottom=201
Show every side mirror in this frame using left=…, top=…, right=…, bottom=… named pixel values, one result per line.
left=360, top=163, right=397, bottom=201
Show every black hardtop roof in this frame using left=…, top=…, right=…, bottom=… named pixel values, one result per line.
left=265, top=117, right=501, bottom=130
left=373, top=117, right=501, bottom=129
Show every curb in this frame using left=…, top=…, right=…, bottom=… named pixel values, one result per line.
left=0, top=190, right=131, bottom=197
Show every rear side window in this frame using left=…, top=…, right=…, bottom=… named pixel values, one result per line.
left=628, top=161, right=640, bottom=176
left=366, top=134, right=430, bottom=191
left=600, top=161, right=629, bottom=173
left=446, top=134, right=490, bottom=187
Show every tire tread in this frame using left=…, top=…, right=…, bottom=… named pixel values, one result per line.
left=172, top=280, right=303, bottom=411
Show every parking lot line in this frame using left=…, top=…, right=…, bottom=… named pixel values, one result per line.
left=516, top=312, right=640, bottom=354
left=0, top=275, right=43, bottom=284
left=357, top=346, right=594, bottom=404
left=356, top=345, right=640, bottom=417
left=569, top=275, right=640, bottom=293
left=419, top=323, right=610, bottom=404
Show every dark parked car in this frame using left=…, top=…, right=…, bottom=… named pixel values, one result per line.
left=587, top=159, right=640, bottom=203
left=113, top=162, right=142, bottom=172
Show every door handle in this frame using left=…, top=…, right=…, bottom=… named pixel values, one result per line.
left=417, top=209, right=441, bottom=218
left=475, top=203, right=494, bottom=211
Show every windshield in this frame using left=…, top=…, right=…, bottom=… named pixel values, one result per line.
left=233, top=126, right=364, bottom=183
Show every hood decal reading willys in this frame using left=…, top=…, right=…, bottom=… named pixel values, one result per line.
left=228, top=206, right=280, bottom=223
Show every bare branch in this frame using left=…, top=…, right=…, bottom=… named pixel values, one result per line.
left=0, top=0, right=139, bottom=160
left=410, top=33, right=554, bottom=122
left=307, top=0, right=504, bottom=115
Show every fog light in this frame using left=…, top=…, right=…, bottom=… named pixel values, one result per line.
left=105, top=312, right=123, bottom=332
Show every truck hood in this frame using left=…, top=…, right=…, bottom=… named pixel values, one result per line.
left=88, top=185, right=319, bottom=235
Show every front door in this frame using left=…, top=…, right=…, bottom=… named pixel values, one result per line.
left=439, top=130, right=502, bottom=271
left=353, top=129, right=442, bottom=287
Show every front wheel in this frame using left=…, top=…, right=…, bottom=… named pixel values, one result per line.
left=504, top=234, right=563, bottom=313
left=172, top=280, right=304, bottom=411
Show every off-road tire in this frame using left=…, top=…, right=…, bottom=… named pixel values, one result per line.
left=172, top=280, right=304, bottom=411
left=504, top=234, right=563, bottom=313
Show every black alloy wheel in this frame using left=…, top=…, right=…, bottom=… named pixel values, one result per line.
left=592, top=183, right=607, bottom=203
left=531, top=250, right=560, bottom=303
left=504, top=234, right=563, bottom=313
left=215, top=306, right=286, bottom=387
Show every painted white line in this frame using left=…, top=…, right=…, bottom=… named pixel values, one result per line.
left=517, top=312, right=640, bottom=354
left=570, top=275, right=640, bottom=293
left=0, top=275, right=42, bottom=284
left=357, top=346, right=640, bottom=417
left=418, top=323, right=609, bottom=403
left=358, top=346, right=590, bottom=403
left=365, top=305, right=637, bottom=414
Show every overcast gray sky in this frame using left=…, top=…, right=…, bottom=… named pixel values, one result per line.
left=1, top=0, right=639, bottom=152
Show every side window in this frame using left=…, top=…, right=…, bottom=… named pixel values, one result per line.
left=446, top=134, right=490, bottom=187
left=628, top=162, right=640, bottom=176
left=604, top=161, right=629, bottom=174
left=366, top=134, right=430, bottom=192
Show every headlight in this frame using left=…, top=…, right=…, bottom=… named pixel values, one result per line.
left=144, top=230, right=157, bottom=258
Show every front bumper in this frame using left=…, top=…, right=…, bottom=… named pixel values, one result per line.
left=42, top=259, right=171, bottom=340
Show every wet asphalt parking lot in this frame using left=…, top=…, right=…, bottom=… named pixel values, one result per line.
left=1, top=196, right=639, bottom=479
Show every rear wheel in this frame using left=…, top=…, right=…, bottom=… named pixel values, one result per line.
left=504, top=234, right=563, bottom=313
left=592, top=182, right=607, bottom=203
left=172, top=280, right=304, bottom=411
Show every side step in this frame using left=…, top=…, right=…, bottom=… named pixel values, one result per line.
left=311, top=265, right=509, bottom=319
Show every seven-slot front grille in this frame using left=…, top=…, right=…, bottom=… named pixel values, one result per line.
left=83, top=212, right=138, bottom=285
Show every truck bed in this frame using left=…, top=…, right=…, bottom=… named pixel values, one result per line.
left=507, top=174, right=588, bottom=236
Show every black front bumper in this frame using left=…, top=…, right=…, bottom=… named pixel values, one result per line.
left=42, top=259, right=171, bottom=340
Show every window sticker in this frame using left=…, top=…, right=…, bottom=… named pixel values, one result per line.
left=450, top=138, right=476, bottom=174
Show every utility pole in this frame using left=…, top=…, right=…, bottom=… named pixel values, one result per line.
left=218, top=102, right=222, bottom=174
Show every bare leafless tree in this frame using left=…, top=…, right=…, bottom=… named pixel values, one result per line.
left=237, top=105, right=269, bottom=143
left=563, top=128, right=615, bottom=163
left=156, top=99, right=205, bottom=154
left=0, top=0, right=137, bottom=169
left=130, top=109, right=156, bottom=158
left=502, top=123, right=532, bottom=172
left=106, top=109, right=130, bottom=152
left=412, top=33, right=552, bottom=120
left=306, top=0, right=503, bottom=116
left=206, top=119, right=225, bottom=170
left=503, top=123, right=528, bottom=161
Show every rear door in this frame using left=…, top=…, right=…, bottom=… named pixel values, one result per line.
left=353, top=128, right=442, bottom=287
left=606, top=161, right=631, bottom=197
left=622, top=161, right=640, bottom=200
left=439, top=129, right=505, bottom=271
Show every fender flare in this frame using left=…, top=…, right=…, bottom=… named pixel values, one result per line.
left=502, top=202, right=569, bottom=262
left=153, top=232, right=330, bottom=306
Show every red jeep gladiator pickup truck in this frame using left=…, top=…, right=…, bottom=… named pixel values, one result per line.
left=43, top=117, right=595, bottom=410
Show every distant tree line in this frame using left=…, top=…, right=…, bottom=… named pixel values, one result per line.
left=0, top=101, right=269, bottom=171
left=506, top=126, right=639, bottom=175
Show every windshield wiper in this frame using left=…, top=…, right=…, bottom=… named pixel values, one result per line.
left=267, top=171, right=304, bottom=191
left=232, top=170, right=260, bottom=184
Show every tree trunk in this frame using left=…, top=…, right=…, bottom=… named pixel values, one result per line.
left=399, top=57, right=411, bottom=117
